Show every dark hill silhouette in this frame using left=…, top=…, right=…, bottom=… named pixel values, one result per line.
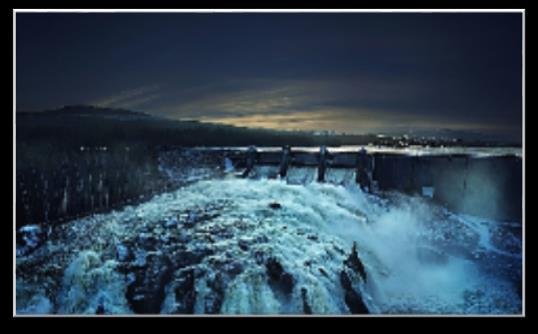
left=17, top=105, right=519, bottom=148
left=16, top=105, right=348, bottom=148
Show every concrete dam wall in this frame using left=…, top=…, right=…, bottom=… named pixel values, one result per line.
left=372, top=154, right=522, bottom=221
left=223, top=147, right=522, bottom=222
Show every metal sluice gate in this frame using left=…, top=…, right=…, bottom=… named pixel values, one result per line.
left=237, top=145, right=374, bottom=191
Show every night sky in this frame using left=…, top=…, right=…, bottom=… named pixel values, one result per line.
left=16, top=12, right=523, bottom=140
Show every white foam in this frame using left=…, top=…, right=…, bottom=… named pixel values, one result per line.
left=16, top=177, right=521, bottom=314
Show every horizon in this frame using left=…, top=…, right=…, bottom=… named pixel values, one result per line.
left=17, top=103, right=522, bottom=144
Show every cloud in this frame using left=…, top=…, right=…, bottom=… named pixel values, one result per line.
left=92, top=85, right=162, bottom=109
left=199, top=108, right=388, bottom=133
left=147, top=77, right=476, bottom=132
left=200, top=106, right=505, bottom=135
left=152, top=77, right=420, bottom=119
left=96, top=78, right=515, bottom=136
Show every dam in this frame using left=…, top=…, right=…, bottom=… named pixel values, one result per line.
left=184, top=145, right=523, bottom=222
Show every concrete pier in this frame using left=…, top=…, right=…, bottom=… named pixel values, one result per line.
left=356, top=148, right=372, bottom=192
left=241, top=146, right=258, bottom=178
left=278, top=146, right=292, bottom=178
left=317, top=146, right=332, bottom=182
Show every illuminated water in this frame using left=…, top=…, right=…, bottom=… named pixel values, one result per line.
left=16, top=172, right=522, bottom=315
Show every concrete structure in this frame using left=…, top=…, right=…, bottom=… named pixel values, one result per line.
left=225, top=147, right=522, bottom=222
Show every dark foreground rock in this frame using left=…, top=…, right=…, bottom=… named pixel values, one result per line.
left=301, top=287, right=313, bottom=314
left=125, top=253, right=174, bottom=314
left=268, top=202, right=282, bottom=210
left=265, top=257, right=295, bottom=295
left=340, top=243, right=370, bottom=314
left=340, top=270, right=369, bottom=314
left=344, top=242, right=367, bottom=282
left=172, top=269, right=197, bottom=314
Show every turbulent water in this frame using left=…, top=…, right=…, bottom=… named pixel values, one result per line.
left=16, top=168, right=522, bottom=315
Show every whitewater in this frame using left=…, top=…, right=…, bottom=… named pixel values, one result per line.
left=16, top=168, right=522, bottom=315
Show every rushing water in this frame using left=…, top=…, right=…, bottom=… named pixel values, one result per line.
left=16, top=170, right=522, bottom=315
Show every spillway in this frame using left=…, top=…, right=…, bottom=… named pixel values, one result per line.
left=15, top=146, right=523, bottom=315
